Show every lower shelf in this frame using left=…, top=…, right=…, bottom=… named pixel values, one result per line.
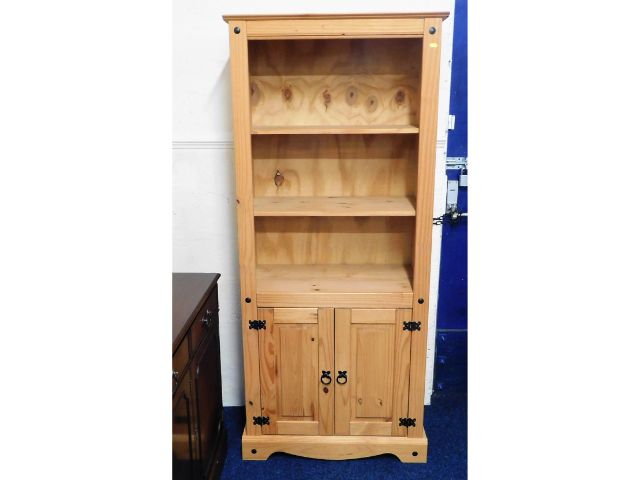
left=256, top=264, right=414, bottom=308
left=242, top=430, right=428, bottom=463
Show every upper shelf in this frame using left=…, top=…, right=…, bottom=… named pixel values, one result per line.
left=251, top=125, right=419, bottom=135
left=254, top=196, right=416, bottom=217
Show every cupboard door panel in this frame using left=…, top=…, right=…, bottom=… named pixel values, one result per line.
left=192, top=329, right=223, bottom=478
left=335, top=308, right=412, bottom=436
left=258, top=308, right=333, bottom=435
left=353, top=323, right=394, bottom=419
left=278, top=323, right=318, bottom=417
left=172, top=373, right=197, bottom=480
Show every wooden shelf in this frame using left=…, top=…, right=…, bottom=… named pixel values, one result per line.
left=256, top=264, right=413, bottom=308
left=251, top=125, right=419, bottom=135
left=254, top=196, right=416, bottom=217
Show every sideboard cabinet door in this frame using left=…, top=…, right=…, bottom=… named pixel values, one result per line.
left=257, top=307, right=334, bottom=435
left=334, top=308, right=412, bottom=437
left=192, top=325, right=223, bottom=478
left=173, top=372, right=197, bottom=480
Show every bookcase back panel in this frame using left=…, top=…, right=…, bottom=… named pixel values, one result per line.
left=249, top=39, right=422, bottom=127
left=255, top=217, right=414, bottom=265
left=253, top=134, right=417, bottom=197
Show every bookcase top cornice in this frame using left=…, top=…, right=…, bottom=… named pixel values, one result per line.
left=222, top=12, right=450, bottom=23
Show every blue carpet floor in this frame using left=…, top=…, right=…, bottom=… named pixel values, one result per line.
left=220, top=392, right=467, bottom=480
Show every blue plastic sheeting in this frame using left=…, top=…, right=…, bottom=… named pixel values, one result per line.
left=446, top=0, right=467, bottom=157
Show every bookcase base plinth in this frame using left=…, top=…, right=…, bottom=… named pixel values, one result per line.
left=242, top=429, right=428, bottom=463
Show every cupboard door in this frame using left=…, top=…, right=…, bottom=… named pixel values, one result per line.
left=173, top=372, right=197, bottom=479
left=335, top=308, right=412, bottom=436
left=258, top=308, right=334, bottom=435
left=192, top=325, right=223, bottom=478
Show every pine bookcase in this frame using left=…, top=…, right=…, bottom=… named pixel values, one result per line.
left=223, top=12, right=449, bottom=463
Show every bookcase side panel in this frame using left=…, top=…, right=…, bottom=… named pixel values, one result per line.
left=408, top=18, right=443, bottom=437
left=229, top=20, right=262, bottom=436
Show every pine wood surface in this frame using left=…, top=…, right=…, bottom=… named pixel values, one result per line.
left=408, top=18, right=443, bottom=438
left=226, top=12, right=447, bottom=461
left=272, top=307, right=317, bottom=323
left=245, top=18, right=426, bottom=38
left=252, top=134, right=417, bottom=197
left=250, top=76, right=419, bottom=128
left=318, top=308, right=335, bottom=435
left=223, top=12, right=449, bottom=22
left=251, top=125, right=419, bottom=135
left=258, top=308, right=321, bottom=435
left=255, top=216, right=414, bottom=265
left=241, top=431, right=428, bottom=462
left=334, top=308, right=411, bottom=437
left=249, top=39, right=421, bottom=128
left=254, top=196, right=416, bottom=217
left=256, top=264, right=413, bottom=308
left=228, top=20, right=262, bottom=436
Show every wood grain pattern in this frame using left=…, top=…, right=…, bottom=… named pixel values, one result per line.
left=273, top=308, right=317, bottom=323
left=334, top=308, right=351, bottom=435
left=226, top=12, right=447, bottom=457
left=254, top=196, right=416, bottom=217
left=256, top=264, right=413, bottom=308
left=351, top=309, right=395, bottom=324
left=223, top=12, right=449, bottom=22
left=245, top=18, right=425, bottom=38
left=278, top=324, right=318, bottom=419
left=252, top=125, right=419, bottom=134
left=255, top=217, right=414, bottom=265
left=391, top=309, right=412, bottom=436
left=228, top=20, right=262, bottom=436
left=249, top=39, right=422, bottom=128
left=408, top=18, right=443, bottom=438
left=352, top=323, right=394, bottom=420
left=258, top=307, right=322, bottom=435
left=241, top=431, right=428, bottom=462
left=318, top=307, right=335, bottom=435
left=257, top=308, right=277, bottom=434
left=335, top=308, right=411, bottom=437
left=350, top=421, right=392, bottom=436
left=250, top=76, right=419, bottom=128
left=276, top=421, right=319, bottom=435
left=252, top=134, right=418, bottom=197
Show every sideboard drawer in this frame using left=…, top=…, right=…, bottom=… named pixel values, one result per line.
left=173, top=337, right=190, bottom=387
left=191, top=287, right=219, bottom=353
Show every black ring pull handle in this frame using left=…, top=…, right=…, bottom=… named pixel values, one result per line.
left=320, top=370, right=332, bottom=385
left=336, top=370, right=348, bottom=385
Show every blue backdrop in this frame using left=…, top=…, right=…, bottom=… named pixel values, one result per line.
left=434, top=0, right=467, bottom=393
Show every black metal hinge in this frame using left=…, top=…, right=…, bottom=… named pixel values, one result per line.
left=253, top=416, right=270, bottom=426
left=248, top=320, right=266, bottom=330
left=399, top=417, right=416, bottom=427
left=403, top=321, right=421, bottom=332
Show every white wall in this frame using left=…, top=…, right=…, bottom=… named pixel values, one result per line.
left=173, top=0, right=455, bottom=406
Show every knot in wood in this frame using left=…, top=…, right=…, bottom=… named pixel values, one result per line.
left=323, top=89, right=331, bottom=108
left=366, top=95, right=378, bottom=112
left=282, top=85, right=293, bottom=101
left=346, top=86, right=358, bottom=106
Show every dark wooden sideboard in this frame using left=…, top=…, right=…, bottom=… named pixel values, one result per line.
left=173, top=273, right=226, bottom=479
